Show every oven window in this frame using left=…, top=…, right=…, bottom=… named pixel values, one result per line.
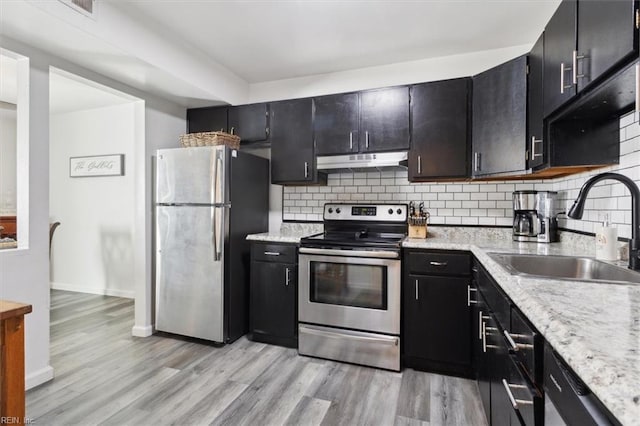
left=309, top=262, right=387, bottom=310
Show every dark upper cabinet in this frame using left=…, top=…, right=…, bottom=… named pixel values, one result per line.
left=528, top=33, right=546, bottom=170
left=544, top=0, right=638, bottom=117
left=313, top=93, right=360, bottom=155
left=409, top=78, right=470, bottom=181
left=472, top=55, right=528, bottom=177
left=576, top=0, right=638, bottom=92
left=187, top=106, right=228, bottom=133
left=543, top=0, right=577, bottom=117
left=360, top=86, right=410, bottom=152
left=271, top=98, right=325, bottom=185
left=228, top=103, right=269, bottom=142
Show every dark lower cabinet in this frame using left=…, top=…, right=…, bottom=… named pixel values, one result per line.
left=409, top=78, right=470, bottom=181
left=474, top=261, right=544, bottom=426
left=403, top=250, right=472, bottom=377
left=249, top=242, right=298, bottom=348
left=186, top=106, right=228, bottom=133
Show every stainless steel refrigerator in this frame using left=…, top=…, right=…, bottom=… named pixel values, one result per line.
left=155, top=146, right=269, bottom=343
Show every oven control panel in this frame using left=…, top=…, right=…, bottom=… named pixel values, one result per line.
left=323, top=204, right=407, bottom=222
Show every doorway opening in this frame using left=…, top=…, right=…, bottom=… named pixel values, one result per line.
left=49, top=67, right=143, bottom=300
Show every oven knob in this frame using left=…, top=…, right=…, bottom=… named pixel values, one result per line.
left=397, top=209, right=402, bottom=214
left=328, top=208, right=333, bottom=213
left=388, top=208, right=393, bottom=214
left=336, top=208, right=341, bottom=214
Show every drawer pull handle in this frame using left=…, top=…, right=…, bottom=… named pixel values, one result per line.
left=504, top=330, right=534, bottom=351
left=264, top=251, right=281, bottom=256
left=502, top=379, right=534, bottom=410
left=429, top=261, right=448, bottom=267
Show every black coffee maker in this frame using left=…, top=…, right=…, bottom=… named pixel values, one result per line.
left=512, top=191, right=559, bottom=243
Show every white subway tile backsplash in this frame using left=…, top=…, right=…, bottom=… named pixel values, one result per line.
left=281, top=112, right=639, bottom=230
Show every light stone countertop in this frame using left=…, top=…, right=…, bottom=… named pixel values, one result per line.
left=404, top=230, right=639, bottom=425
left=247, top=225, right=639, bottom=424
left=246, top=223, right=323, bottom=244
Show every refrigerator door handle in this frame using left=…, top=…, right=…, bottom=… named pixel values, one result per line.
left=212, top=207, right=218, bottom=261
left=213, top=207, right=223, bottom=261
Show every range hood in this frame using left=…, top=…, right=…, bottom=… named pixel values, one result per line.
left=317, top=151, right=408, bottom=173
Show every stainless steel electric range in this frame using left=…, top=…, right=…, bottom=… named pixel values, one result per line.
left=298, top=203, right=408, bottom=371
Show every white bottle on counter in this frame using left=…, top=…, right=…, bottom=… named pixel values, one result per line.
left=595, top=215, right=618, bottom=261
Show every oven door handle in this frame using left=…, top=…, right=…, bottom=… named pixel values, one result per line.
left=301, top=326, right=399, bottom=346
left=298, top=247, right=399, bottom=259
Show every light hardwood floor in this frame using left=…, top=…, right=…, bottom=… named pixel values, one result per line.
left=27, top=290, right=488, bottom=426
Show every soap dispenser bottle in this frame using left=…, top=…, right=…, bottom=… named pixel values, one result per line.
left=595, top=214, right=618, bottom=261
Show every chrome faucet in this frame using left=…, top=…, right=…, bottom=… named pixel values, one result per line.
left=567, top=172, right=640, bottom=270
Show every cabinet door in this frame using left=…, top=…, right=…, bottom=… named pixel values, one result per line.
left=187, top=106, right=228, bottom=133
left=577, top=0, right=638, bottom=92
left=474, top=293, right=492, bottom=424
left=485, top=314, right=512, bottom=426
left=528, top=33, right=545, bottom=169
left=409, top=78, right=470, bottom=180
left=543, top=0, right=577, bottom=117
left=270, top=98, right=316, bottom=184
left=228, top=103, right=269, bottom=142
left=472, top=55, right=527, bottom=177
left=314, top=93, right=359, bottom=155
left=250, top=261, right=296, bottom=339
left=360, top=86, right=410, bottom=152
left=404, top=276, right=471, bottom=367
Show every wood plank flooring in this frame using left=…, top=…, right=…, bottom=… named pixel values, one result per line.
left=27, top=290, right=488, bottom=426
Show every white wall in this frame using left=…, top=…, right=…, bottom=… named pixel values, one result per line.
left=0, top=36, right=186, bottom=388
left=0, top=49, right=54, bottom=389
left=248, top=44, right=531, bottom=103
left=49, top=103, right=136, bottom=297
left=0, top=102, right=17, bottom=214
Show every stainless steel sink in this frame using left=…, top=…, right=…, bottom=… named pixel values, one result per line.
left=488, top=253, right=640, bottom=285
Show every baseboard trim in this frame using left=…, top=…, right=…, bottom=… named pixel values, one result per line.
left=50, top=282, right=134, bottom=299
left=132, top=324, right=154, bottom=337
left=26, top=365, right=54, bottom=390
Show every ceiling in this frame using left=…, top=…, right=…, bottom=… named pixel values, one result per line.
left=0, top=53, right=137, bottom=114
left=113, top=0, right=561, bottom=83
left=49, top=69, right=138, bottom=115
left=0, top=0, right=561, bottom=107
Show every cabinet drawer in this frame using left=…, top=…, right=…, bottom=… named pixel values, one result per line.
left=251, top=242, right=297, bottom=263
left=503, top=354, right=540, bottom=426
left=477, top=266, right=510, bottom=329
left=407, top=250, right=471, bottom=276
left=509, top=306, right=542, bottom=385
